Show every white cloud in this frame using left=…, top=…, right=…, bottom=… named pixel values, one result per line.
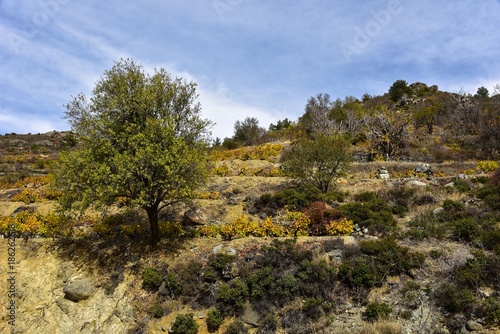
left=0, top=110, right=60, bottom=135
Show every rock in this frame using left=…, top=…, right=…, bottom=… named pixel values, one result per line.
left=433, top=207, right=444, bottom=216
left=57, top=262, right=76, bottom=283
left=226, top=247, right=238, bottom=256
left=242, top=301, right=260, bottom=327
left=326, top=249, right=343, bottom=262
left=158, top=281, right=168, bottom=296
left=465, top=320, right=482, bottom=332
left=415, top=163, right=432, bottom=174
left=212, top=244, right=224, bottom=254
left=55, top=297, right=72, bottom=314
left=444, top=182, right=455, bottom=188
left=379, top=173, right=390, bottom=180
left=183, top=207, right=209, bottom=225
left=377, top=167, right=390, bottom=179
left=407, top=180, right=427, bottom=188
left=63, top=278, right=95, bottom=302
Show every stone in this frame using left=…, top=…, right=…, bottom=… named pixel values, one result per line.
left=465, top=320, right=483, bottom=332
left=407, top=180, right=427, bottom=188
left=158, top=281, right=168, bottom=296
left=326, top=249, right=343, bottom=262
left=57, top=262, right=76, bottom=283
left=212, top=244, right=224, bottom=254
left=226, top=247, right=238, bottom=256
left=433, top=207, right=444, bottom=216
left=444, top=182, right=455, bottom=188
left=415, top=163, right=432, bottom=174
left=242, top=301, right=260, bottom=327
left=183, top=207, right=209, bottom=225
left=63, top=278, right=95, bottom=302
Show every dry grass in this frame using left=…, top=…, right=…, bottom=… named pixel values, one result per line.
left=359, top=320, right=402, bottom=334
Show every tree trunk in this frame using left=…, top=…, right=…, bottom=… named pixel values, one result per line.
left=146, top=206, right=160, bottom=247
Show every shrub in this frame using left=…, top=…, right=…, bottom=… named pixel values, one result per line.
left=339, top=194, right=396, bottom=235
left=338, top=257, right=376, bottom=288
left=407, top=213, right=446, bottom=240
left=442, top=199, right=465, bottom=214
left=147, top=302, right=164, bottom=318
left=364, top=301, right=392, bottom=321
left=142, top=267, right=162, bottom=291
left=302, top=297, right=323, bottom=319
left=170, top=313, right=199, bottom=334
left=358, top=238, right=426, bottom=276
left=223, top=320, right=248, bottom=334
left=272, top=184, right=323, bottom=210
left=208, top=253, right=236, bottom=276
left=476, top=160, right=499, bottom=173
left=258, top=314, right=278, bottom=333
left=450, top=217, right=481, bottom=243
left=326, top=218, right=354, bottom=236
left=206, top=309, right=224, bottom=332
left=450, top=177, right=472, bottom=193
left=476, top=184, right=500, bottom=211
left=483, top=297, right=500, bottom=325
left=435, top=283, right=475, bottom=314
left=216, top=278, right=249, bottom=313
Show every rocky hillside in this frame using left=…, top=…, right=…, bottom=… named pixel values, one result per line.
left=1, top=138, right=500, bottom=333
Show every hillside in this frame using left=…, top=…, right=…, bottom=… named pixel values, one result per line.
left=1, top=135, right=499, bottom=333
left=1, top=79, right=500, bottom=333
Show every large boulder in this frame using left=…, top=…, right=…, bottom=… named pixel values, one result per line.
left=183, top=207, right=210, bottom=225
left=63, top=278, right=95, bottom=302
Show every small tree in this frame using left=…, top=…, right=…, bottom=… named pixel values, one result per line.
left=280, top=134, right=351, bottom=193
left=388, top=79, right=412, bottom=103
left=233, top=117, right=266, bottom=146
left=55, top=59, right=212, bottom=246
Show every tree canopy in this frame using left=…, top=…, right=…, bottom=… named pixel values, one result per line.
left=55, top=59, right=212, bottom=245
left=280, top=134, right=352, bottom=193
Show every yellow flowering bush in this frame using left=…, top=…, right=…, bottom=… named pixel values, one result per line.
left=477, top=160, right=499, bottom=174
left=283, top=211, right=310, bottom=237
left=326, top=218, right=354, bottom=236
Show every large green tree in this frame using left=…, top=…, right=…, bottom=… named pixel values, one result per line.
left=280, top=134, right=352, bottom=193
left=55, top=59, right=212, bottom=245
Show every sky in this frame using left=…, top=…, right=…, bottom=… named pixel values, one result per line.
left=1, top=0, right=500, bottom=139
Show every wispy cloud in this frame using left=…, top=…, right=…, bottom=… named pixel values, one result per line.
left=1, top=0, right=499, bottom=136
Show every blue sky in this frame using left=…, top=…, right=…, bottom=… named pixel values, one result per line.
left=1, top=0, right=500, bottom=139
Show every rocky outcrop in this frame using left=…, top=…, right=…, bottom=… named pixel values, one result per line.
left=63, top=277, right=95, bottom=302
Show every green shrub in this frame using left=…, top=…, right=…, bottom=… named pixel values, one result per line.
left=483, top=297, right=500, bottom=325
left=224, top=320, right=248, bottom=334
left=338, top=257, right=376, bottom=288
left=164, top=272, right=182, bottom=297
left=339, top=195, right=396, bottom=235
left=364, top=301, right=392, bottom=321
left=450, top=177, right=472, bottom=193
left=142, top=267, right=162, bottom=291
left=217, top=278, right=249, bottom=313
left=206, top=309, right=224, bottom=332
left=476, top=185, right=500, bottom=211
left=407, top=213, right=446, bottom=240
left=272, top=184, right=323, bottom=210
left=170, top=313, right=199, bottom=334
left=442, top=199, right=464, bottom=213
left=450, top=217, right=481, bottom=242
left=302, top=297, right=323, bottom=319
left=358, top=238, right=426, bottom=276
left=258, top=314, right=278, bottom=333
left=209, top=253, right=236, bottom=275
left=435, top=283, right=475, bottom=313
left=147, top=302, right=164, bottom=318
